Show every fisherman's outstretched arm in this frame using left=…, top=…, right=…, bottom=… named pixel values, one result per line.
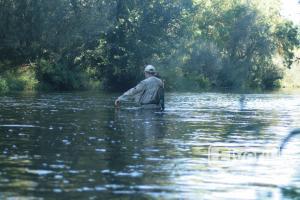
left=115, top=82, right=145, bottom=106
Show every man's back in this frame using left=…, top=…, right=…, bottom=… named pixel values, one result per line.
left=139, top=76, right=164, bottom=105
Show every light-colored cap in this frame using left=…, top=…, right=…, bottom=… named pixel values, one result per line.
left=144, top=65, right=156, bottom=73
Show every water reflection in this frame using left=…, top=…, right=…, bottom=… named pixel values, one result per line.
left=0, top=92, right=300, bottom=199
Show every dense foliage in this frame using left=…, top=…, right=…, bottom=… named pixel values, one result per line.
left=0, top=0, right=299, bottom=92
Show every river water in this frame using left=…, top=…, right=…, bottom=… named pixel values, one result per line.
left=0, top=91, right=300, bottom=200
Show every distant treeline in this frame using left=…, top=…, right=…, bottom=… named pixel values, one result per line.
left=0, top=0, right=299, bottom=92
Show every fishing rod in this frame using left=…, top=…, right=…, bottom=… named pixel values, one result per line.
left=280, top=128, right=300, bottom=153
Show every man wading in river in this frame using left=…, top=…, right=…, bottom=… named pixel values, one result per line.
left=115, top=65, right=164, bottom=111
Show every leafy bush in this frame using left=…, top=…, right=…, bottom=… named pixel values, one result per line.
left=0, top=78, right=8, bottom=93
left=36, top=59, right=89, bottom=91
left=0, top=65, right=38, bottom=92
left=182, top=40, right=223, bottom=88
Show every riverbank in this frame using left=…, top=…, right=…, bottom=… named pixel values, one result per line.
left=1, top=63, right=300, bottom=94
left=0, top=63, right=100, bottom=94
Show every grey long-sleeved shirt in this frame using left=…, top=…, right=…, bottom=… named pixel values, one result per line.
left=117, top=76, right=164, bottom=105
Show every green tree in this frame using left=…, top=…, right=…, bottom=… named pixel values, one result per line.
left=77, top=0, right=194, bottom=90
left=0, top=0, right=299, bottom=92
